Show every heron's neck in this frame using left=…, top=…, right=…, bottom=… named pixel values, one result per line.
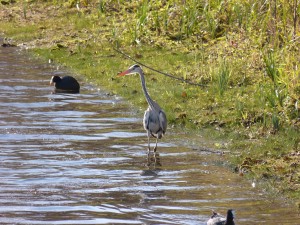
left=139, top=71, right=156, bottom=110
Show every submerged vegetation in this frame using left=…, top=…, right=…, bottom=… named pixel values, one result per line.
left=0, top=0, right=299, bottom=202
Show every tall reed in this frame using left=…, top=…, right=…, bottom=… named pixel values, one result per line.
left=216, top=61, right=230, bottom=96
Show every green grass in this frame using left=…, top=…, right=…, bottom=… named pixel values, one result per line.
left=215, top=60, right=230, bottom=96
left=1, top=23, right=40, bottom=41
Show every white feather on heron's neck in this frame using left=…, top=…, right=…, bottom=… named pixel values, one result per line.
left=136, top=68, right=157, bottom=111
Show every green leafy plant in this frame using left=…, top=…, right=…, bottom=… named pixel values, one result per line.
left=98, top=0, right=105, bottom=14
left=216, top=61, right=230, bottom=96
left=203, top=6, right=218, bottom=39
left=272, top=112, right=280, bottom=131
left=264, top=51, right=280, bottom=85
left=181, top=1, right=200, bottom=37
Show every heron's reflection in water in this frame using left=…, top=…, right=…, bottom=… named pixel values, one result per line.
left=139, top=153, right=164, bottom=207
left=140, top=152, right=162, bottom=176
left=146, top=152, right=162, bottom=168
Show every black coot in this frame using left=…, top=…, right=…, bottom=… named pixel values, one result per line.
left=50, top=75, right=80, bottom=93
left=207, top=209, right=235, bottom=225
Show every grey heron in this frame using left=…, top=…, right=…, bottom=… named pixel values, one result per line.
left=118, top=64, right=167, bottom=154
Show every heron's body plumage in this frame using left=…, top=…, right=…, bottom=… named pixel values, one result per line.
left=118, top=64, right=167, bottom=152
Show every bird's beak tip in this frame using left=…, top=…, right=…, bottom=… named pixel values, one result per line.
left=117, top=70, right=129, bottom=77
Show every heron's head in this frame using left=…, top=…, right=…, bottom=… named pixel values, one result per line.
left=118, top=64, right=143, bottom=77
left=50, top=75, right=61, bottom=85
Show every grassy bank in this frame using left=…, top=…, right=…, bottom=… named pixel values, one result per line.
left=1, top=0, right=299, bottom=203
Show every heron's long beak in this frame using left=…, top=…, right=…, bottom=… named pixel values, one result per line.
left=117, top=69, right=131, bottom=77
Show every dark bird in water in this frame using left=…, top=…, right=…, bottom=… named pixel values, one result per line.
left=50, top=75, right=80, bottom=93
left=207, top=209, right=235, bottom=225
left=118, top=65, right=167, bottom=154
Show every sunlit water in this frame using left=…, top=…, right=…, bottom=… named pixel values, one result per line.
left=0, top=45, right=298, bottom=225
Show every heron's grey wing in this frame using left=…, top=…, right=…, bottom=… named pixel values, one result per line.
left=159, top=110, right=167, bottom=134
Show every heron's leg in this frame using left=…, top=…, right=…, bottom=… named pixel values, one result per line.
left=153, top=137, right=158, bottom=152
left=147, top=131, right=151, bottom=156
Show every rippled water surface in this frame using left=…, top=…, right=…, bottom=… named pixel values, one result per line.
left=0, top=46, right=298, bottom=225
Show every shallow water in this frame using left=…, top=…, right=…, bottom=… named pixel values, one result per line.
left=0, top=46, right=298, bottom=225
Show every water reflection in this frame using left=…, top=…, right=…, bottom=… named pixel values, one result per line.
left=146, top=152, right=162, bottom=168
left=51, top=89, right=80, bottom=94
